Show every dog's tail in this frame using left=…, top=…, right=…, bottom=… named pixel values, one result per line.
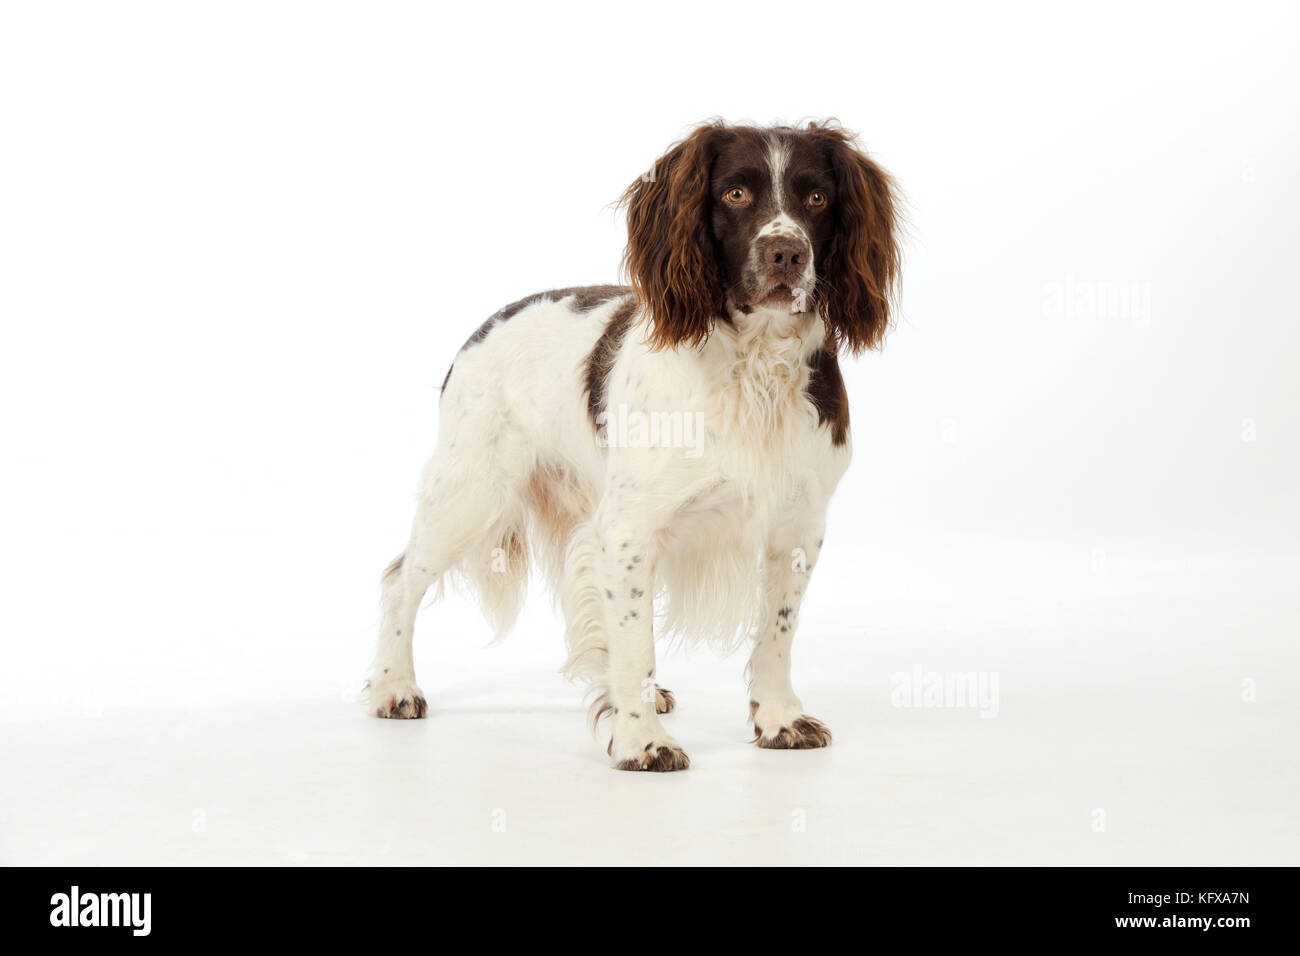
left=442, top=508, right=530, bottom=643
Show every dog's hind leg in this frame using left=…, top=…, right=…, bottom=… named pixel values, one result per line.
left=368, top=550, right=431, bottom=718
left=367, top=454, right=512, bottom=719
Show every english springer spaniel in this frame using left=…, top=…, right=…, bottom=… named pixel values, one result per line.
left=368, top=120, right=901, bottom=771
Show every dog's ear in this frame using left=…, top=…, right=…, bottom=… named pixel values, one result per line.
left=814, top=125, right=901, bottom=354
left=619, top=124, right=726, bottom=350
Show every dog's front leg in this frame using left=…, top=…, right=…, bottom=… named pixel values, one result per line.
left=748, top=528, right=833, bottom=749
left=596, top=508, right=689, bottom=772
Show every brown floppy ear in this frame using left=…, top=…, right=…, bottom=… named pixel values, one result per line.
left=816, top=127, right=901, bottom=354
left=619, top=124, right=726, bottom=350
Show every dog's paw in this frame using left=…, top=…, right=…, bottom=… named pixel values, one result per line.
left=609, top=714, right=689, bottom=772
left=750, top=700, right=831, bottom=749
left=613, top=741, right=691, bottom=772
left=366, top=677, right=428, bottom=719
left=654, top=685, right=676, bottom=714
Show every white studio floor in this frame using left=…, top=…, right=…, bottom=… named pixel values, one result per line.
left=2, top=542, right=1297, bottom=866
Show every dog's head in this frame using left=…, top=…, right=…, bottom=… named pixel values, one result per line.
left=620, top=120, right=900, bottom=354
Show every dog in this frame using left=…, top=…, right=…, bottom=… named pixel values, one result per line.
left=367, top=120, right=900, bottom=771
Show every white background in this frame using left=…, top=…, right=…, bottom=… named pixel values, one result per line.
left=1, top=1, right=1297, bottom=864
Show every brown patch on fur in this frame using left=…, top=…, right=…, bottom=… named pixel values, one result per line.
left=754, top=715, right=832, bottom=749
left=381, top=554, right=404, bottom=582
left=614, top=745, right=691, bottom=772
left=806, top=348, right=849, bottom=446
left=583, top=297, right=637, bottom=426
left=504, top=528, right=526, bottom=568
left=655, top=686, right=676, bottom=714
left=569, top=285, right=632, bottom=312
left=527, top=463, right=596, bottom=527
left=442, top=286, right=633, bottom=392
left=526, top=463, right=598, bottom=591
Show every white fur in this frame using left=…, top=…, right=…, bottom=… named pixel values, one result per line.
left=766, top=136, right=792, bottom=213
left=368, top=288, right=850, bottom=768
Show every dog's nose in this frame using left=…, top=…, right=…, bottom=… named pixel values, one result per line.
left=760, top=236, right=809, bottom=274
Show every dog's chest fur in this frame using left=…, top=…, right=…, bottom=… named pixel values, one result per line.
left=594, top=303, right=851, bottom=646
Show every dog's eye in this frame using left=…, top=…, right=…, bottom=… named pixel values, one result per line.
left=723, top=187, right=750, bottom=206
left=807, top=191, right=828, bottom=208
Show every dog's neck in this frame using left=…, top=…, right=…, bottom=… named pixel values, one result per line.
left=721, top=300, right=824, bottom=359
left=708, top=305, right=825, bottom=438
